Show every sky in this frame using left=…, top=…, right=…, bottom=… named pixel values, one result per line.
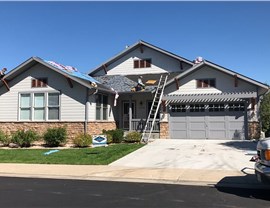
left=0, top=1, right=270, bottom=84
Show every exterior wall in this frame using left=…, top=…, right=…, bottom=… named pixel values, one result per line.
left=0, top=64, right=87, bottom=121
left=93, top=46, right=191, bottom=76
left=165, top=66, right=257, bottom=95
left=0, top=121, right=116, bottom=141
left=87, top=92, right=116, bottom=122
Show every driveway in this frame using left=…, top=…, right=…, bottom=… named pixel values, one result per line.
left=110, top=139, right=257, bottom=172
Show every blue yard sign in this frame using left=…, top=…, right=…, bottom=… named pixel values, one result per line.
left=92, top=135, right=107, bottom=147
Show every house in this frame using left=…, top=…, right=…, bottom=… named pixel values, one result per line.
left=0, top=40, right=268, bottom=141
left=0, top=57, right=117, bottom=139
left=89, top=40, right=269, bottom=140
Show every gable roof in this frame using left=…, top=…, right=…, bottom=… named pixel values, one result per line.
left=166, top=60, right=269, bottom=90
left=88, top=40, right=194, bottom=76
left=1, top=57, right=114, bottom=93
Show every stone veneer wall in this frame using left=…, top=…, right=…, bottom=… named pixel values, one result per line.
left=160, top=121, right=169, bottom=139
left=248, top=121, right=260, bottom=140
left=0, top=121, right=116, bottom=141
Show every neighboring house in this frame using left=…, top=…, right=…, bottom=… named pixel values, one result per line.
left=0, top=57, right=116, bottom=139
left=89, top=40, right=269, bottom=140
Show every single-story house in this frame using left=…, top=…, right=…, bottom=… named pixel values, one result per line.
left=0, top=40, right=268, bottom=140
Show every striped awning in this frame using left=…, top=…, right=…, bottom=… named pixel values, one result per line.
left=163, top=91, right=257, bottom=105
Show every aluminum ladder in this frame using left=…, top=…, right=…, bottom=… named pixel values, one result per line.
left=141, top=74, right=168, bottom=143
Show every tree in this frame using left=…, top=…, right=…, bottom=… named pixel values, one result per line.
left=260, top=91, right=270, bottom=137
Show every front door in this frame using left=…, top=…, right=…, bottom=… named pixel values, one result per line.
left=122, top=101, right=136, bottom=130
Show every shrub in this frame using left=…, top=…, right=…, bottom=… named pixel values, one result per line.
left=11, top=129, right=39, bottom=147
left=102, top=129, right=124, bottom=143
left=260, top=92, right=270, bottom=137
left=43, top=127, right=67, bottom=147
left=73, top=134, right=92, bottom=147
left=124, top=131, right=142, bottom=143
left=0, top=130, right=10, bottom=146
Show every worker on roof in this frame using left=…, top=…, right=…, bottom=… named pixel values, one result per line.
left=136, top=75, right=145, bottom=91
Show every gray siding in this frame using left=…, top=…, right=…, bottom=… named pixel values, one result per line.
left=0, top=64, right=88, bottom=121
left=96, top=47, right=190, bottom=76
left=165, top=66, right=257, bottom=95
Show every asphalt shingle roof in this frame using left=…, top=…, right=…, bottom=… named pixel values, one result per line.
left=94, top=75, right=156, bottom=93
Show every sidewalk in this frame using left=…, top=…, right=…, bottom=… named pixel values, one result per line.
left=0, top=163, right=268, bottom=189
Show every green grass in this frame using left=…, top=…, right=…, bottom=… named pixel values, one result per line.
left=0, top=143, right=144, bottom=165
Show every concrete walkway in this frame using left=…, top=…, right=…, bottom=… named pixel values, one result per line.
left=0, top=140, right=269, bottom=189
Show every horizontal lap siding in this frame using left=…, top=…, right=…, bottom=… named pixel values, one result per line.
left=106, top=47, right=189, bottom=75
left=165, top=66, right=257, bottom=95
left=0, top=64, right=87, bottom=121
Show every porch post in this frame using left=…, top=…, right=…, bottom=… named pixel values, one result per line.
left=129, top=95, right=132, bottom=131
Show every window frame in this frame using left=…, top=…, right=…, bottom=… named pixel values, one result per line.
left=133, top=59, right=152, bottom=69
left=19, top=91, right=60, bottom=121
left=197, top=79, right=216, bottom=88
left=31, top=78, right=48, bottom=88
left=95, top=94, right=108, bottom=121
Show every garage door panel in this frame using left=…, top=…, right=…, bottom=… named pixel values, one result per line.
left=190, top=130, right=207, bottom=139
left=190, top=122, right=205, bottom=130
left=209, top=130, right=226, bottom=139
left=171, top=130, right=187, bottom=139
left=170, top=122, right=186, bottom=130
left=209, top=121, right=226, bottom=129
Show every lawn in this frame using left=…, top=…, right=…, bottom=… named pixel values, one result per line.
left=0, top=143, right=144, bottom=165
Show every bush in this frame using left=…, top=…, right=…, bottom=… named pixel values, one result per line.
left=73, top=134, right=92, bottom=147
left=102, top=129, right=124, bottom=143
left=0, top=130, right=10, bottom=146
left=124, top=131, right=141, bottom=143
left=260, top=92, right=270, bottom=137
left=11, top=129, right=39, bottom=147
left=43, top=127, right=67, bottom=147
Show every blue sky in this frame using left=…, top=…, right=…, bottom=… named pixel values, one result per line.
left=0, top=1, right=269, bottom=84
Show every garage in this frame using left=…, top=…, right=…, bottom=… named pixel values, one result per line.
left=169, top=103, right=246, bottom=140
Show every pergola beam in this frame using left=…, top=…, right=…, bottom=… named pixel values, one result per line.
left=163, top=91, right=257, bottom=101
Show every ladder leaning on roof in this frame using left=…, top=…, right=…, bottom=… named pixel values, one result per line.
left=141, top=74, right=168, bottom=143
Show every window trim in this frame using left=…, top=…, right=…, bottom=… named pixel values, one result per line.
left=95, top=94, right=108, bottom=121
left=133, top=59, right=152, bottom=69
left=31, top=78, right=48, bottom=88
left=19, top=91, right=60, bottom=121
left=196, top=78, right=216, bottom=88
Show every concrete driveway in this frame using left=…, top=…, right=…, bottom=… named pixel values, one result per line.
left=110, top=139, right=257, bottom=172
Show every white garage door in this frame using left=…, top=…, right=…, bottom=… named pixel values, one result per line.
left=169, top=103, right=246, bottom=140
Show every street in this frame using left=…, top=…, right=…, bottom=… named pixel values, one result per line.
left=0, top=177, right=269, bottom=208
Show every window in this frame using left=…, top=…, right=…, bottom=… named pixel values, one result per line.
left=190, top=104, right=205, bottom=112
left=96, top=94, right=108, bottom=120
left=134, top=59, right=151, bottom=68
left=20, top=94, right=31, bottom=120
left=209, top=104, right=225, bottom=112
left=31, top=78, right=47, bottom=88
left=197, top=79, right=216, bottom=88
left=228, top=103, right=245, bottom=111
left=19, top=92, right=60, bottom=121
left=48, top=93, right=60, bottom=120
left=171, top=105, right=186, bottom=112
left=34, top=93, right=45, bottom=120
